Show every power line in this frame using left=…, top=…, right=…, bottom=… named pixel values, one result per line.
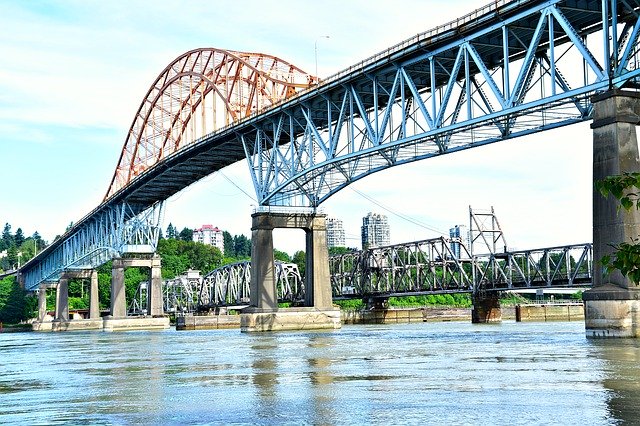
left=219, top=171, right=257, bottom=202
left=348, top=187, right=448, bottom=236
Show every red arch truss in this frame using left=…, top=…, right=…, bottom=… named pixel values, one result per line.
left=105, top=48, right=314, bottom=200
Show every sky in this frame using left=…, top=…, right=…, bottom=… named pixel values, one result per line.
left=0, top=0, right=593, bottom=256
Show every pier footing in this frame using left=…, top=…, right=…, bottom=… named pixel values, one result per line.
left=102, top=316, right=170, bottom=332
left=177, top=314, right=241, bottom=330
left=583, top=286, right=640, bottom=337
left=472, top=293, right=502, bottom=323
left=50, top=319, right=104, bottom=332
left=240, top=308, right=341, bottom=332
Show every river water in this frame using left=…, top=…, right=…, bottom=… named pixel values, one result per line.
left=1, top=321, right=640, bottom=425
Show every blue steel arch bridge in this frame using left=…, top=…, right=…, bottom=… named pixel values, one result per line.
left=19, top=0, right=640, bottom=297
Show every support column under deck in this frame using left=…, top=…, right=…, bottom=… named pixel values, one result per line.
left=103, top=256, right=169, bottom=331
left=37, top=285, right=48, bottom=321
left=32, top=284, right=54, bottom=331
left=54, top=278, right=69, bottom=323
left=148, top=255, right=164, bottom=316
left=471, top=292, right=502, bottom=323
left=89, top=270, right=100, bottom=319
left=583, top=90, right=640, bottom=338
left=241, top=212, right=341, bottom=332
left=110, top=259, right=127, bottom=318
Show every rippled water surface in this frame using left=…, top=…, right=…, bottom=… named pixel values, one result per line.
left=2, top=321, right=640, bottom=425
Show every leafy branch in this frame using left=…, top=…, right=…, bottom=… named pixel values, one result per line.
left=596, top=172, right=640, bottom=283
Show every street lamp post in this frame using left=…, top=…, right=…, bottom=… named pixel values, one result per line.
left=314, top=36, right=330, bottom=82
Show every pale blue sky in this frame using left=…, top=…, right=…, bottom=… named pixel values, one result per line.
left=0, top=0, right=592, bottom=255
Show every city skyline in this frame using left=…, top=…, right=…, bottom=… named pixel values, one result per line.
left=1, top=0, right=591, bottom=257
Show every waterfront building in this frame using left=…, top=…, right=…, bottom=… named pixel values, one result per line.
left=361, top=212, right=390, bottom=249
left=192, top=224, right=224, bottom=252
left=327, top=217, right=346, bottom=248
left=449, top=225, right=470, bottom=259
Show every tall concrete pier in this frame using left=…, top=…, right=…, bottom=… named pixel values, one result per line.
left=241, top=212, right=341, bottom=332
left=104, top=254, right=169, bottom=331
left=584, top=90, right=640, bottom=338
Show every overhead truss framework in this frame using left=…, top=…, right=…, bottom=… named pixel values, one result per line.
left=22, top=202, right=164, bottom=291
left=244, top=0, right=640, bottom=206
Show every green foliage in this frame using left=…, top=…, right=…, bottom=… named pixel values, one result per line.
left=333, top=298, right=364, bottom=310
left=292, top=250, right=305, bottom=278
left=329, top=246, right=352, bottom=256
left=596, top=172, right=640, bottom=283
left=274, top=249, right=291, bottom=262
left=388, top=294, right=472, bottom=307
left=157, top=238, right=223, bottom=278
left=223, top=231, right=235, bottom=257
left=166, top=223, right=177, bottom=239
left=234, top=234, right=251, bottom=258
left=0, top=276, right=36, bottom=323
left=178, top=227, right=193, bottom=242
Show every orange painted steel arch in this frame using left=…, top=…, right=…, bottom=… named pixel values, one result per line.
left=105, top=48, right=315, bottom=200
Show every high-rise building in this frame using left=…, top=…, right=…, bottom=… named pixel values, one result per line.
left=449, top=225, right=470, bottom=259
left=192, top=225, right=225, bottom=252
left=326, top=217, right=346, bottom=248
left=361, top=212, right=390, bottom=249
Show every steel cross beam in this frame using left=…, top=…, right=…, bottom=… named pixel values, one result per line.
left=243, top=0, right=640, bottom=207
left=21, top=202, right=164, bottom=291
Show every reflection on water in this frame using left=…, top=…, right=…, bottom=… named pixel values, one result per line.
left=590, top=339, right=640, bottom=423
left=0, top=322, right=638, bottom=424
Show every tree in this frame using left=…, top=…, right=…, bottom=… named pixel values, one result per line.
left=0, top=276, right=37, bottom=323
left=329, top=246, right=351, bottom=256
left=1, top=223, right=12, bottom=250
left=596, top=172, right=640, bottom=282
left=274, top=249, right=291, bottom=262
left=178, top=227, right=193, bottom=242
left=234, top=234, right=251, bottom=258
left=223, top=231, right=235, bottom=257
left=14, top=228, right=25, bottom=247
left=292, top=250, right=306, bottom=278
left=166, top=223, right=177, bottom=240
left=32, top=231, right=44, bottom=253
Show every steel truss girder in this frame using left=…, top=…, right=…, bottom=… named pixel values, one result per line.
left=330, top=237, right=475, bottom=297
left=22, top=202, right=164, bottom=291
left=176, top=261, right=304, bottom=312
left=245, top=0, right=640, bottom=207
left=329, top=240, right=593, bottom=297
left=474, top=243, right=593, bottom=292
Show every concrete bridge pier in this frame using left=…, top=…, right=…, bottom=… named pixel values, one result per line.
left=104, top=255, right=169, bottom=331
left=32, top=283, right=55, bottom=331
left=241, top=212, right=341, bottom=332
left=49, top=270, right=103, bottom=331
left=584, top=90, right=640, bottom=338
left=471, top=292, right=502, bottom=323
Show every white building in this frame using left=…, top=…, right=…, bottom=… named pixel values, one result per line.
left=192, top=225, right=225, bottom=252
left=361, top=212, right=390, bottom=249
left=326, top=217, right=346, bottom=248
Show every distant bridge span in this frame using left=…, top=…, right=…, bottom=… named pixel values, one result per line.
left=21, top=0, right=640, bottom=290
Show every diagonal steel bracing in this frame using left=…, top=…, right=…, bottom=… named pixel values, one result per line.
left=244, top=0, right=640, bottom=207
left=22, top=202, right=164, bottom=291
